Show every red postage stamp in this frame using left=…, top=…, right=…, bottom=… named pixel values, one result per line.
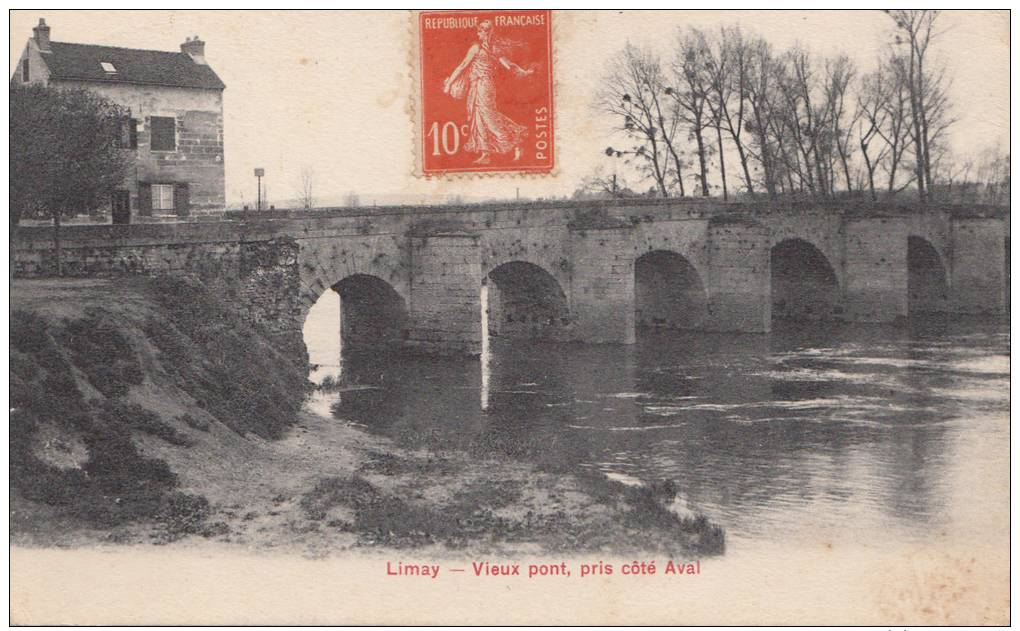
left=416, top=10, right=554, bottom=176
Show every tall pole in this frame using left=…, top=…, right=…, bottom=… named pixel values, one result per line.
left=254, top=168, right=265, bottom=212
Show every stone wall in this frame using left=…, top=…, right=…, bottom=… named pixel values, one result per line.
left=950, top=218, right=1006, bottom=314
left=235, top=237, right=302, bottom=340
left=705, top=219, right=771, bottom=332
left=13, top=223, right=301, bottom=346
left=568, top=221, right=636, bottom=344
left=841, top=217, right=909, bottom=322
left=407, top=232, right=482, bottom=354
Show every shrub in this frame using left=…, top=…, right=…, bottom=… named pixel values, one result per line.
left=94, top=400, right=193, bottom=447
left=178, top=414, right=211, bottom=432
left=59, top=311, right=143, bottom=398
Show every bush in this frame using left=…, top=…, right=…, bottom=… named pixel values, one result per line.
left=178, top=414, right=211, bottom=432
left=10, top=310, right=82, bottom=416
left=94, top=399, right=193, bottom=447
left=59, top=311, right=143, bottom=398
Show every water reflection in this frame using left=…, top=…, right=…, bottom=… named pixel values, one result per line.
left=307, top=314, right=1009, bottom=549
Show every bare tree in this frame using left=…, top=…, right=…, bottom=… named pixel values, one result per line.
left=699, top=31, right=730, bottom=200
left=296, top=166, right=315, bottom=209
left=670, top=28, right=714, bottom=196
left=595, top=14, right=956, bottom=204
left=919, top=63, right=956, bottom=189
left=709, top=26, right=756, bottom=196
left=876, top=53, right=916, bottom=195
left=343, top=191, right=360, bottom=207
left=743, top=37, right=782, bottom=196
left=825, top=55, right=858, bottom=194
left=887, top=10, right=952, bottom=202
left=856, top=68, right=891, bottom=200
left=597, top=44, right=676, bottom=196
left=928, top=144, right=1009, bottom=204
left=772, top=47, right=826, bottom=195
left=974, top=145, right=1010, bottom=203
left=572, top=167, right=636, bottom=199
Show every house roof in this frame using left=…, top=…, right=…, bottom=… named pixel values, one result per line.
left=41, top=41, right=225, bottom=90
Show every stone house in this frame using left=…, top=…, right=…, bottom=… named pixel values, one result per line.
left=12, top=18, right=226, bottom=222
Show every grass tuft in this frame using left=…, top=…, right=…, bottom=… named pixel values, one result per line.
left=58, top=311, right=143, bottom=398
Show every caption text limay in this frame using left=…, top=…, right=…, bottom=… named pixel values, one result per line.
left=386, top=559, right=700, bottom=579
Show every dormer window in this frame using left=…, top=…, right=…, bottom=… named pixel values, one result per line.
left=100, top=61, right=116, bottom=74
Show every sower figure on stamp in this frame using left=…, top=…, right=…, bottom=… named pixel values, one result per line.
left=443, top=19, right=534, bottom=165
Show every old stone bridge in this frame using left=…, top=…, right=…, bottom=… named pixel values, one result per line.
left=14, top=199, right=1009, bottom=355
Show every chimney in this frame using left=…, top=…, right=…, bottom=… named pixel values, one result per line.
left=32, top=18, right=50, bottom=52
left=180, top=35, right=206, bottom=65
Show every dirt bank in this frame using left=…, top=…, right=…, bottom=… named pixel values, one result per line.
left=10, top=277, right=723, bottom=557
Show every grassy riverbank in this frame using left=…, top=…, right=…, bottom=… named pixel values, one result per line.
left=10, top=278, right=723, bottom=557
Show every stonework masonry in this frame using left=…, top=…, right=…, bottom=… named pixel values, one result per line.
left=408, top=233, right=483, bottom=354
left=11, top=199, right=1009, bottom=356
left=59, top=81, right=226, bottom=214
left=706, top=219, right=772, bottom=333
left=567, top=222, right=637, bottom=344
left=842, top=217, right=909, bottom=322
left=950, top=218, right=1006, bottom=314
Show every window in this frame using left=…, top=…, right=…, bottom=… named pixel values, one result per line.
left=100, top=61, right=117, bottom=74
left=118, top=118, right=138, bottom=149
left=152, top=184, right=175, bottom=212
left=149, top=116, right=176, bottom=151
left=21, top=59, right=29, bottom=82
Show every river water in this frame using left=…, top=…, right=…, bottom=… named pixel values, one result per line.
left=304, top=299, right=1009, bottom=554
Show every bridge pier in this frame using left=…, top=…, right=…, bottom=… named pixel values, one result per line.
left=841, top=217, right=908, bottom=322
left=568, top=222, right=636, bottom=344
left=949, top=217, right=1006, bottom=314
left=705, top=219, right=771, bottom=333
left=406, top=232, right=482, bottom=354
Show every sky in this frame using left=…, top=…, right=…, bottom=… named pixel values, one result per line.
left=9, top=10, right=1010, bottom=206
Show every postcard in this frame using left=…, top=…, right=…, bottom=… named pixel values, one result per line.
left=8, top=9, right=1010, bottom=625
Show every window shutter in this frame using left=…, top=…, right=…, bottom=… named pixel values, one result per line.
left=129, top=119, right=138, bottom=149
left=138, top=183, right=152, bottom=216
left=174, top=183, right=190, bottom=217
left=150, top=117, right=176, bottom=151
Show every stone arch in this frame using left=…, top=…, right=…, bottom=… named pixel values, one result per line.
left=484, top=261, right=571, bottom=340
left=302, top=273, right=408, bottom=358
left=907, top=236, right=949, bottom=314
left=479, top=228, right=571, bottom=297
left=634, top=249, right=708, bottom=330
left=333, top=274, right=409, bottom=349
left=633, top=220, right=711, bottom=282
left=295, top=235, right=409, bottom=326
left=771, top=238, right=840, bottom=321
left=768, top=216, right=844, bottom=289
